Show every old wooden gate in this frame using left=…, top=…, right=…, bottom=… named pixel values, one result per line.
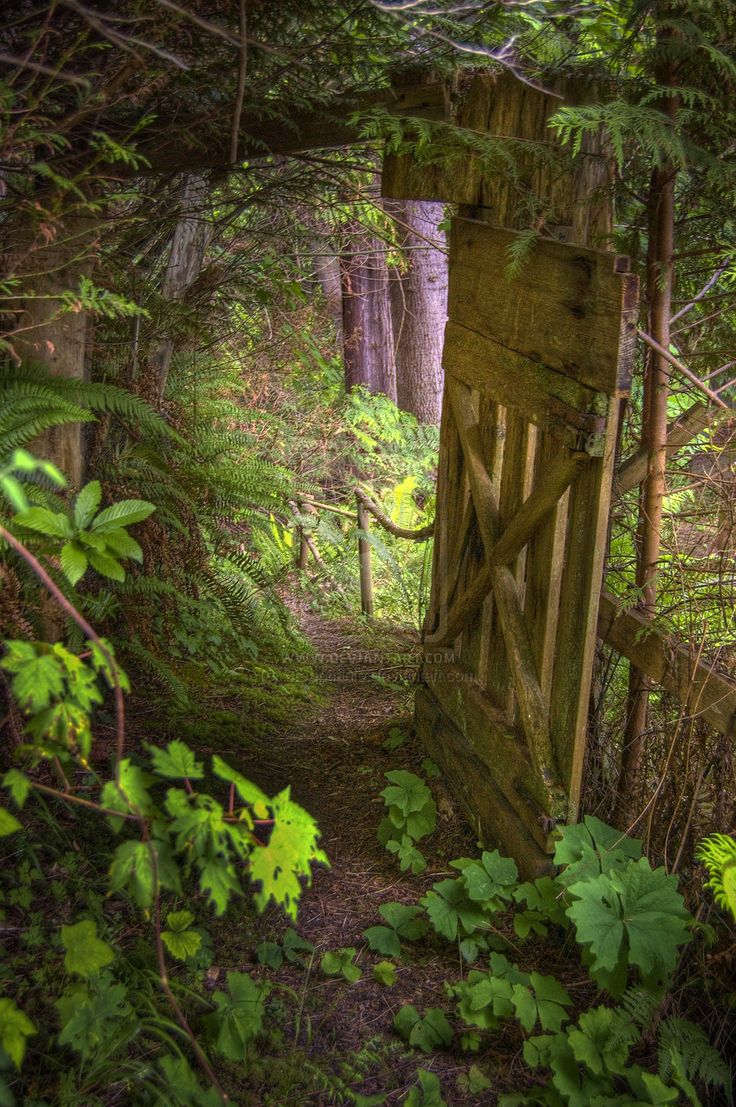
left=383, top=73, right=639, bottom=874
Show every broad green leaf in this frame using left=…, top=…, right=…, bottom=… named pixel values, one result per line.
left=421, top=879, right=466, bottom=941
left=109, top=840, right=156, bottom=906
left=405, top=1069, right=447, bottom=1107
left=282, top=927, right=314, bottom=965
left=12, top=507, right=73, bottom=539
left=363, top=925, right=401, bottom=958
left=567, top=1006, right=635, bottom=1077
left=204, top=972, right=269, bottom=1062
left=381, top=770, right=433, bottom=816
left=61, top=920, right=115, bottom=978
left=0, top=808, right=21, bottom=837
left=321, top=947, right=361, bottom=982
left=2, top=645, right=64, bottom=712
left=148, top=740, right=204, bottom=780
left=86, top=549, right=125, bottom=581
left=555, top=817, right=642, bottom=887
left=249, top=787, right=327, bottom=919
left=60, top=542, right=88, bottom=585
left=511, top=973, right=572, bottom=1032
left=166, top=910, right=194, bottom=932
left=373, top=960, right=397, bottom=986
left=74, top=481, right=102, bottom=530
left=156, top=1054, right=222, bottom=1107
left=457, top=1064, right=492, bottom=1094
left=56, top=977, right=133, bottom=1060
left=0, top=998, right=35, bottom=1068
left=99, top=526, right=143, bottom=561
left=212, top=755, right=268, bottom=813
left=162, top=928, right=202, bottom=961
left=255, top=941, right=284, bottom=970
left=199, top=858, right=241, bottom=916
left=2, top=769, right=30, bottom=808
left=566, top=858, right=691, bottom=993
left=91, top=499, right=155, bottom=532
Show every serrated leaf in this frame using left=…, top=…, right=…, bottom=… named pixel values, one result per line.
left=0, top=808, right=21, bottom=837
left=406, top=1069, right=447, bottom=1107
left=148, top=740, right=204, bottom=780
left=60, top=542, right=88, bottom=585
left=555, top=817, right=642, bottom=887
left=249, top=787, right=327, bottom=919
left=86, top=548, right=125, bottom=581
left=61, top=920, right=115, bottom=978
left=373, top=960, right=397, bottom=986
left=566, top=858, right=691, bottom=994
left=0, top=998, right=35, bottom=1068
left=204, top=971, right=269, bottom=1062
left=255, top=941, right=284, bottom=969
left=199, top=858, right=242, bottom=916
left=101, top=527, right=143, bottom=561
left=12, top=507, right=73, bottom=539
left=2, top=769, right=30, bottom=808
left=74, top=481, right=102, bottom=530
left=162, top=928, right=202, bottom=961
left=2, top=646, right=64, bottom=712
left=212, top=756, right=268, bottom=814
left=108, top=840, right=156, bottom=906
left=91, top=498, right=155, bottom=532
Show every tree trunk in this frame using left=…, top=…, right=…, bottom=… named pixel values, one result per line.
left=8, top=204, right=97, bottom=488
left=152, top=174, right=213, bottom=400
left=311, top=242, right=343, bottom=355
left=387, top=199, right=447, bottom=424
left=340, top=227, right=396, bottom=400
left=616, top=63, right=679, bottom=826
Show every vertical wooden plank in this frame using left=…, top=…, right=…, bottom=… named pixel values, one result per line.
left=549, top=398, right=621, bottom=817
left=523, top=436, right=570, bottom=702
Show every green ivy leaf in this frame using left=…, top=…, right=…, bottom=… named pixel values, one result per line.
left=148, top=740, right=204, bottom=780
left=0, top=998, right=35, bottom=1068
left=61, top=920, right=115, bottom=978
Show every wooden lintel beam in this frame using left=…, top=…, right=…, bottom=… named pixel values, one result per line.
left=597, top=590, right=736, bottom=736
left=429, top=450, right=589, bottom=644
left=445, top=377, right=565, bottom=802
left=135, top=81, right=447, bottom=174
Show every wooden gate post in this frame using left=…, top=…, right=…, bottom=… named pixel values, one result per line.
left=356, top=494, right=374, bottom=616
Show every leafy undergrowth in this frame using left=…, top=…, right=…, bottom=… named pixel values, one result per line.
left=2, top=598, right=733, bottom=1105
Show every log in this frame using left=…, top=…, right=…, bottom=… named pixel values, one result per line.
left=597, top=590, right=736, bottom=737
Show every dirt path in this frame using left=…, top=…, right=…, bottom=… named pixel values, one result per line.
left=212, top=599, right=499, bottom=1106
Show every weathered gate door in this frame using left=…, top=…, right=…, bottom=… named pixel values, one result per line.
left=383, top=73, right=639, bottom=874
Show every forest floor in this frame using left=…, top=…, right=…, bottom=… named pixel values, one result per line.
left=203, top=595, right=550, bottom=1107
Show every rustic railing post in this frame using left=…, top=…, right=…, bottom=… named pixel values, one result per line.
left=356, top=494, right=374, bottom=616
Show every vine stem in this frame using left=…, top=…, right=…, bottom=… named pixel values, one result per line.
left=0, top=523, right=126, bottom=774
left=0, top=522, right=228, bottom=1103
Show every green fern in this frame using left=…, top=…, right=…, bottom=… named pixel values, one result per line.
left=696, top=834, right=736, bottom=920
left=658, top=1017, right=733, bottom=1104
